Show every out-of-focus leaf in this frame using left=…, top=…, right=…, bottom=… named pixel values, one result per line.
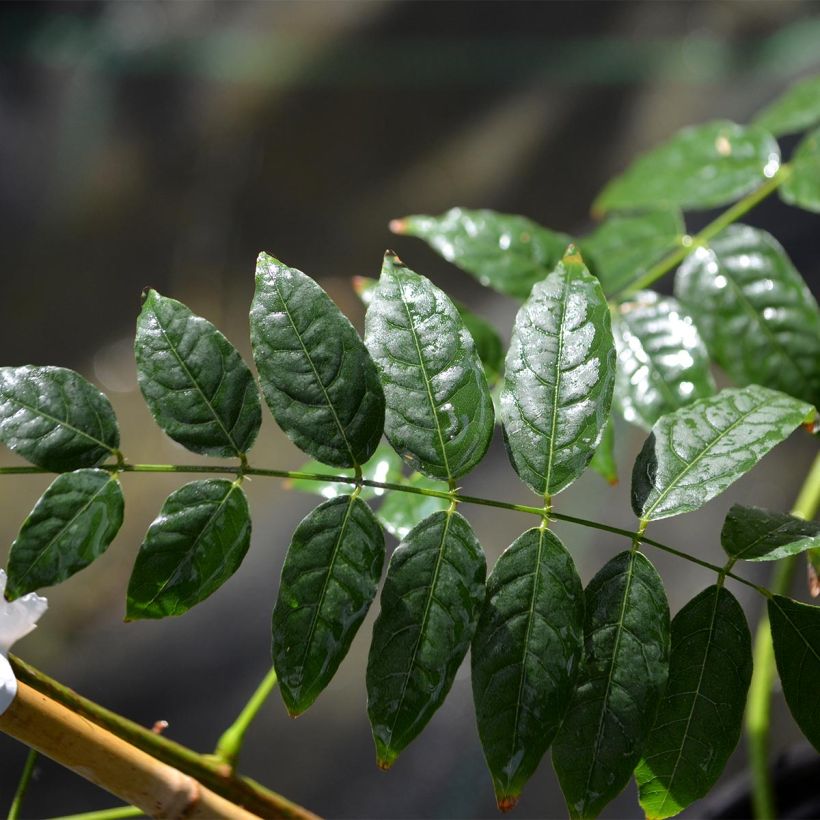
left=471, top=527, right=584, bottom=810
left=6, top=469, right=123, bottom=599
left=675, top=225, right=820, bottom=407
left=392, top=208, right=571, bottom=298
left=632, top=386, right=813, bottom=522
left=721, top=504, right=820, bottom=562
left=501, top=247, right=615, bottom=498
left=589, top=416, right=617, bottom=485
left=0, top=366, right=119, bottom=472
left=594, top=121, right=781, bottom=214
left=377, top=472, right=449, bottom=540
left=754, top=75, right=820, bottom=136
left=781, top=127, right=820, bottom=212
left=250, top=253, right=385, bottom=468
left=272, top=495, right=385, bottom=716
left=612, top=291, right=715, bottom=430
left=365, top=254, right=494, bottom=481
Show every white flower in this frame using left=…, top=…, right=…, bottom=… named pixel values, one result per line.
left=0, top=570, right=48, bottom=715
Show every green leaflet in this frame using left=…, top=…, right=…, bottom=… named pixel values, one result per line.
left=594, top=120, right=781, bottom=214
left=632, top=386, right=813, bottom=522
left=126, top=479, right=251, bottom=620
left=768, top=594, right=820, bottom=752
left=781, top=127, right=820, bottom=212
left=471, top=527, right=584, bottom=810
left=582, top=210, right=684, bottom=296
left=250, top=253, right=385, bottom=469
left=553, top=551, right=670, bottom=819
left=635, top=585, right=752, bottom=820
left=589, top=416, right=617, bottom=486
left=135, top=290, right=261, bottom=458
left=366, top=509, right=486, bottom=769
left=754, top=74, right=820, bottom=136
left=675, top=225, right=820, bottom=407
left=377, top=472, right=449, bottom=540
left=392, top=208, right=571, bottom=298
left=721, top=504, right=820, bottom=562
left=0, top=366, right=119, bottom=472
left=612, top=291, right=715, bottom=430
left=272, top=495, right=385, bottom=716
left=364, top=254, right=494, bottom=482
left=6, top=469, right=123, bottom=599
left=500, top=247, right=616, bottom=498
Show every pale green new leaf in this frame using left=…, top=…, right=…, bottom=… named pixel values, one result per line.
left=781, top=127, right=820, bottom=212
left=589, top=416, right=617, bottom=485
left=721, top=504, right=820, bottom=562
left=377, top=472, right=449, bottom=540
left=754, top=74, right=820, bottom=136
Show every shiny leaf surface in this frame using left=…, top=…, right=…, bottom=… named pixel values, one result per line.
left=781, top=127, right=820, bottom=212
left=501, top=248, right=615, bottom=497
left=364, top=254, right=494, bottom=481
left=0, top=366, right=119, bottom=472
left=471, top=527, right=584, bottom=809
left=126, top=479, right=250, bottom=619
left=632, top=386, right=812, bottom=521
left=553, top=551, right=670, bottom=819
left=594, top=121, right=780, bottom=213
left=7, top=469, right=123, bottom=599
left=635, top=586, right=752, bottom=820
left=272, top=495, right=385, bottom=716
left=250, top=253, right=385, bottom=468
left=754, top=75, right=820, bottom=136
left=612, top=291, right=715, bottom=430
left=377, top=472, right=449, bottom=540
left=721, top=504, right=820, bottom=562
left=589, top=416, right=618, bottom=485
left=392, top=208, right=571, bottom=298
left=675, top=225, right=820, bottom=407
left=366, top=510, right=486, bottom=769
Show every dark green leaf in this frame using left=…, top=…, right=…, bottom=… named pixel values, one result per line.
left=135, top=290, right=261, bottom=458
left=471, top=527, right=584, bottom=810
left=0, top=366, right=119, bottom=472
left=781, top=127, right=820, bottom=212
left=613, top=291, right=715, bottom=430
left=126, top=479, right=250, bottom=620
left=366, top=509, right=486, bottom=769
left=589, top=416, right=618, bottom=485
left=582, top=210, right=684, bottom=295
left=553, top=551, right=670, bottom=819
left=6, top=469, right=123, bottom=599
left=501, top=247, right=615, bottom=498
left=272, top=494, right=385, bottom=716
left=632, top=386, right=813, bottom=522
left=392, top=208, right=571, bottom=298
left=675, top=225, right=820, bottom=407
left=769, top=594, right=820, bottom=751
left=377, top=472, right=449, bottom=540
left=635, top=585, right=752, bottom=820
left=250, top=253, right=385, bottom=468
left=721, top=504, right=820, bottom=562
left=364, top=254, right=494, bottom=482
left=594, top=120, right=781, bottom=214
left=753, top=75, right=820, bottom=136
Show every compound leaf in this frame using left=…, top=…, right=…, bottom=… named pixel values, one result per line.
left=501, top=247, right=615, bottom=498
left=272, top=494, right=385, bottom=716
left=366, top=510, right=486, bottom=769
left=594, top=120, right=780, bottom=214
left=377, top=472, right=449, bottom=540
left=635, top=585, right=752, bottom=820
left=675, top=225, right=820, bottom=406
left=6, top=469, right=123, bottom=599
left=613, top=291, right=715, bottom=430
left=769, top=594, right=820, bottom=751
left=589, top=416, right=618, bottom=485
left=781, top=127, right=820, bottom=212
left=632, top=386, right=813, bottom=522
left=553, top=551, right=670, bottom=819
left=721, top=504, right=820, bottom=562
left=0, top=366, right=119, bottom=472
left=126, top=479, right=250, bottom=619
left=392, top=208, right=571, bottom=298
left=472, top=527, right=584, bottom=810
left=754, top=75, right=820, bottom=136
left=365, top=254, right=494, bottom=482
left=250, top=253, right=385, bottom=468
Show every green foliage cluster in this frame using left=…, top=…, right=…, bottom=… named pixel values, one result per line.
left=2, top=75, right=820, bottom=819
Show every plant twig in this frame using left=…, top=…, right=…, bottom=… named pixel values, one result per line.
left=51, top=806, right=143, bottom=820
left=7, top=747, right=38, bottom=820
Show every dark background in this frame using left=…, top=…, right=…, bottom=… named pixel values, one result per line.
left=1, top=2, right=819, bottom=818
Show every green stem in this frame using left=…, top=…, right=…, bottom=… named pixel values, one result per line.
left=214, top=666, right=279, bottom=769
left=746, top=452, right=820, bottom=820
left=7, top=747, right=38, bottom=820
left=50, top=807, right=142, bottom=820
left=614, top=164, right=792, bottom=298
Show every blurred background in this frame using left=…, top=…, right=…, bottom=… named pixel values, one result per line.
left=1, top=1, right=820, bottom=817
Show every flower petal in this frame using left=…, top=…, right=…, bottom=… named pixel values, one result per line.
left=0, top=570, right=48, bottom=655
left=0, top=654, right=17, bottom=715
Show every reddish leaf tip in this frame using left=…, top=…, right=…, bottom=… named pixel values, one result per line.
left=389, top=218, right=407, bottom=235
left=497, top=796, right=519, bottom=813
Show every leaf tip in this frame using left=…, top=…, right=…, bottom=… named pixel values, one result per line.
left=383, top=249, right=403, bottom=266
left=140, top=287, right=157, bottom=306
left=562, top=244, right=584, bottom=265
left=389, top=218, right=408, bottom=235
left=809, top=561, right=820, bottom=598
left=496, top=795, right=519, bottom=813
